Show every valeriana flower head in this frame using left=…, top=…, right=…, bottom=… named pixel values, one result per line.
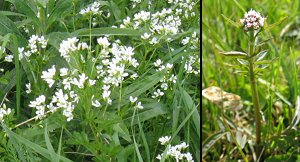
left=240, top=9, right=264, bottom=31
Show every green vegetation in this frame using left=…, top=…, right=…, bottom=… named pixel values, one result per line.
left=0, top=0, right=200, bottom=161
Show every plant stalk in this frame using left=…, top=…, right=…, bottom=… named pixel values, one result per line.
left=248, top=31, right=262, bottom=157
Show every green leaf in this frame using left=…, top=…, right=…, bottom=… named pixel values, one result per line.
left=221, top=14, right=241, bottom=28
left=264, top=16, right=288, bottom=31
left=6, top=0, right=41, bottom=27
left=36, top=0, right=49, bottom=8
left=220, top=51, right=247, bottom=58
left=73, top=28, right=143, bottom=37
left=255, top=58, right=278, bottom=65
left=124, top=102, right=168, bottom=125
left=2, top=124, right=72, bottom=162
left=232, top=0, right=246, bottom=13
left=0, top=11, right=25, bottom=17
left=254, top=50, right=268, bottom=61
left=46, top=0, right=72, bottom=30
left=0, top=33, right=11, bottom=60
left=44, top=124, right=57, bottom=162
left=202, top=131, right=228, bottom=158
left=237, top=58, right=249, bottom=65
left=0, top=78, right=8, bottom=85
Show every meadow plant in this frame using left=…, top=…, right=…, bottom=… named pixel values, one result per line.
left=219, top=8, right=287, bottom=160
left=0, top=0, right=199, bottom=161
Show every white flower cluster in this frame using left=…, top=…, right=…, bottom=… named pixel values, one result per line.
left=18, top=35, right=48, bottom=61
left=41, top=65, right=56, bottom=87
left=1, top=47, right=12, bottom=63
left=184, top=55, right=200, bottom=75
left=181, top=32, right=199, bottom=50
left=120, top=8, right=182, bottom=43
left=0, top=104, right=11, bottom=122
left=59, top=37, right=89, bottom=62
left=240, top=9, right=264, bottom=31
left=48, top=89, right=78, bottom=121
left=29, top=95, right=46, bottom=119
left=156, top=136, right=194, bottom=162
left=152, top=59, right=177, bottom=100
left=130, top=0, right=141, bottom=8
left=4, top=55, right=13, bottom=62
left=95, top=37, right=139, bottom=87
left=158, top=136, right=171, bottom=145
left=79, top=2, right=103, bottom=15
left=167, top=0, right=197, bottom=18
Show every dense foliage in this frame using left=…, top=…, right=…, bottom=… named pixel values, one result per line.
left=0, top=0, right=200, bottom=161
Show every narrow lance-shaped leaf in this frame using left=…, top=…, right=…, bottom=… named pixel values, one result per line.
left=237, top=58, right=249, bottom=65
left=221, top=14, right=242, bottom=28
left=232, top=0, right=246, bottom=13
left=220, top=51, right=248, bottom=58
left=255, top=50, right=268, bottom=61
left=202, top=131, right=228, bottom=158
left=264, top=16, right=288, bottom=31
left=255, top=58, right=278, bottom=65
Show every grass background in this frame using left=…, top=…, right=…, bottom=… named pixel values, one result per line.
left=0, top=0, right=200, bottom=161
left=202, top=0, right=300, bottom=161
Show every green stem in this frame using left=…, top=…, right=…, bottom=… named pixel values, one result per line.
left=248, top=30, right=262, bottom=157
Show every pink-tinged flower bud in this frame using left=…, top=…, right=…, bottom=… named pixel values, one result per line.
left=240, top=9, right=264, bottom=31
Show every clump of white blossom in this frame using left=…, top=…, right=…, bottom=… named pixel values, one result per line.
left=240, top=9, right=264, bottom=31
left=41, top=65, right=56, bottom=87
left=167, top=0, right=197, bottom=18
left=29, top=36, right=140, bottom=122
left=18, top=35, right=48, bottom=61
left=79, top=2, right=102, bottom=15
left=0, top=104, right=11, bottom=122
left=29, top=95, right=46, bottom=119
left=156, top=136, right=194, bottom=162
left=151, top=59, right=177, bottom=100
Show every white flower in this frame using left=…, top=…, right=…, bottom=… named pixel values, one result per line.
left=158, top=136, right=171, bottom=145
left=129, top=96, right=137, bottom=103
left=161, top=83, right=168, bottom=90
left=97, top=37, right=111, bottom=48
left=150, top=37, right=158, bottom=44
left=103, top=90, right=111, bottom=99
left=89, top=79, right=96, bottom=86
left=91, top=95, right=101, bottom=107
left=182, top=37, right=190, bottom=45
left=152, top=89, right=164, bottom=98
left=60, top=68, right=68, bottom=76
left=184, top=152, right=194, bottom=162
left=80, top=2, right=102, bottom=15
left=169, top=74, right=177, bottom=83
left=41, top=65, right=56, bottom=87
left=135, top=101, right=144, bottom=109
left=156, top=154, right=162, bottom=160
left=71, top=73, right=88, bottom=88
left=4, top=55, right=13, bottom=62
left=29, top=95, right=46, bottom=119
left=141, top=32, right=151, bottom=39
left=26, top=83, right=32, bottom=94
left=130, top=73, right=138, bottom=79
left=0, top=103, right=12, bottom=122
left=154, top=59, right=162, bottom=67
left=38, top=36, right=47, bottom=48
left=59, top=37, right=79, bottom=62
